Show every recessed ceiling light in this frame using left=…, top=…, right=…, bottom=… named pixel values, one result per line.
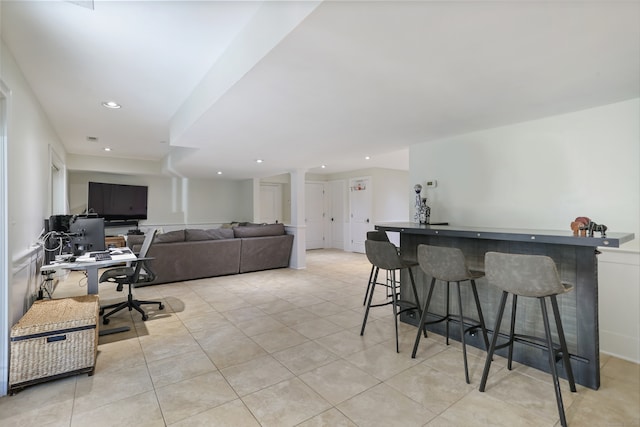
left=217, top=171, right=222, bottom=175
left=365, top=156, right=371, bottom=160
left=101, top=101, right=121, bottom=109
left=256, top=159, right=264, bottom=164
left=104, top=147, right=111, bottom=152
left=321, top=165, right=326, bottom=169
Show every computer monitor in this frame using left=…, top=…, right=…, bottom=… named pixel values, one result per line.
left=69, top=217, right=106, bottom=255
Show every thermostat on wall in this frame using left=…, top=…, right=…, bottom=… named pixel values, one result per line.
left=425, top=180, right=437, bottom=188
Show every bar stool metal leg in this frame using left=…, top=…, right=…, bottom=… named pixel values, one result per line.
left=363, top=264, right=376, bottom=306
left=540, top=297, right=569, bottom=427
left=470, top=280, right=490, bottom=350
left=445, top=282, right=451, bottom=345
left=550, top=295, right=577, bottom=392
left=479, top=291, right=509, bottom=392
left=391, top=269, right=400, bottom=353
left=508, top=294, right=518, bottom=370
left=360, top=267, right=379, bottom=336
left=412, top=277, right=436, bottom=357
left=456, top=281, right=470, bottom=384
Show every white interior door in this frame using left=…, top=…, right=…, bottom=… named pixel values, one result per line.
left=329, top=180, right=346, bottom=249
left=259, top=184, right=282, bottom=223
left=349, top=177, right=373, bottom=253
left=305, top=182, right=325, bottom=249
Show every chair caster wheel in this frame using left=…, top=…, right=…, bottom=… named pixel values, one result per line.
left=159, top=303, right=164, bottom=310
left=141, top=315, right=148, bottom=321
left=103, top=318, right=110, bottom=325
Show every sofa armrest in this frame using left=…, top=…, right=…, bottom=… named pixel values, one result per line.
left=239, top=234, right=294, bottom=273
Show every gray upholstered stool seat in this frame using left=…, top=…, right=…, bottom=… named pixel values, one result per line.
left=479, top=252, right=577, bottom=427
left=361, top=238, right=422, bottom=353
left=411, top=244, right=490, bottom=384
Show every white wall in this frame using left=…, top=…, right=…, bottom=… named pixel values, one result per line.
left=409, top=99, right=640, bottom=361
left=319, top=167, right=410, bottom=223
left=68, top=171, right=254, bottom=229
left=2, top=38, right=68, bottom=317
left=1, top=38, right=70, bottom=394
left=370, top=168, right=410, bottom=223
left=410, top=99, right=639, bottom=248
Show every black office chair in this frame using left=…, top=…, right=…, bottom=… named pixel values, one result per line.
left=99, top=229, right=164, bottom=324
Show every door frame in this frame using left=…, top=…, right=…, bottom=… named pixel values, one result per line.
left=0, top=79, right=11, bottom=396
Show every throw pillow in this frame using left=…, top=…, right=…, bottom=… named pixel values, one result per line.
left=233, top=223, right=285, bottom=238
left=220, top=222, right=240, bottom=229
left=206, top=228, right=234, bottom=240
left=154, top=229, right=185, bottom=243
left=185, top=229, right=211, bottom=241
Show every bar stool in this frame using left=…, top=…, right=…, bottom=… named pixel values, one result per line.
left=361, top=239, right=422, bottom=353
left=479, top=252, right=576, bottom=427
left=411, top=244, right=490, bottom=384
left=362, top=230, right=393, bottom=306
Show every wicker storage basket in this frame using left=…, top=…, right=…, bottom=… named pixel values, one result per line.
left=9, top=295, right=99, bottom=393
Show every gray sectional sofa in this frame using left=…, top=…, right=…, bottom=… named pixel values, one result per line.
left=127, top=223, right=294, bottom=285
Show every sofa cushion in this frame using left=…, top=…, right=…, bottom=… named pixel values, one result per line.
left=233, top=223, right=285, bottom=238
left=206, top=228, right=234, bottom=240
left=185, top=229, right=211, bottom=241
left=155, top=230, right=185, bottom=243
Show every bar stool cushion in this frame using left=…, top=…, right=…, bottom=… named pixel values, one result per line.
left=365, top=240, right=408, bottom=271
left=417, top=245, right=480, bottom=282
left=366, top=230, right=389, bottom=242
left=485, top=252, right=573, bottom=298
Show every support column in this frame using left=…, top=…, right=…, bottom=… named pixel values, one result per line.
left=252, top=177, right=260, bottom=222
left=288, top=169, right=306, bottom=269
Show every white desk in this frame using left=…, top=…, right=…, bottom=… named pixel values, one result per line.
left=41, top=250, right=137, bottom=295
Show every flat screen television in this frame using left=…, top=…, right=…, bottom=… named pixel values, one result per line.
left=88, top=182, right=148, bottom=221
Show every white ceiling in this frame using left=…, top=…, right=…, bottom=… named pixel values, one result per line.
left=2, top=0, right=639, bottom=180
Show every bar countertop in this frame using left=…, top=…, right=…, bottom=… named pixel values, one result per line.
left=375, top=222, right=635, bottom=248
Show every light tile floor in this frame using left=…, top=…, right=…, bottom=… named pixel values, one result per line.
left=1, top=249, right=638, bottom=426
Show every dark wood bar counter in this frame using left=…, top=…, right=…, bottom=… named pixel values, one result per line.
left=375, top=222, right=635, bottom=390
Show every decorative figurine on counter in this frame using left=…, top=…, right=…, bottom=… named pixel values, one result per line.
left=413, top=184, right=431, bottom=224
left=588, top=222, right=608, bottom=237
left=570, top=216, right=607, bottom=237
left=414, top=184, right=423, bottom=223
left=570, top=217, right=589, bottom=236
left=419, top=198, right=431, bottom=224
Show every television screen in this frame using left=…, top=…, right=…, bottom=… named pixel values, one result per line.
left=88, top=182, right=148, bottom=221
